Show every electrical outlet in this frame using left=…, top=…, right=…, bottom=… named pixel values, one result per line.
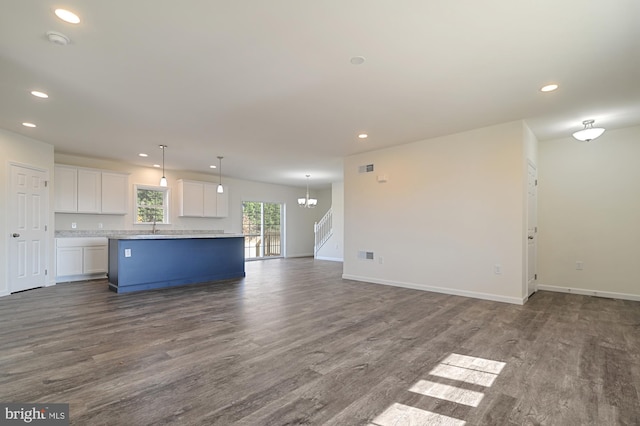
left=71, top=222, right=77, bottom=229
left=494, top=264, right=502, bottom=274
left=98, top=223, right=103, bottom=229
left=576, top=261, right=584, bottom=270
left=124, top=249, right=132, bottom=258
left=378, top=256, right=384, bottom=264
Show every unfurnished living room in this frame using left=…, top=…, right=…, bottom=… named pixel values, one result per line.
left=1, top=1, right=639, bottom=425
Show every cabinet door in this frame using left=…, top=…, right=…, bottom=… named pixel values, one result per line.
left=101, top=172, right=128, bottom=214
left=56, top=247, right=83, bottom=276
left=216, top=186, right=229, bottom=217
left=83, top=246, right=108, bottom=274
left=54, top=165, right=78, bottom=212
left=203, top=183, right=218, bottom=217
left=77, top=169, right=101, bottom=213
left=179, top=180, right=204, bottom=217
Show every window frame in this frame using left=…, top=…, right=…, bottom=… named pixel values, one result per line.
left=133, top=184, right=170, bottom=224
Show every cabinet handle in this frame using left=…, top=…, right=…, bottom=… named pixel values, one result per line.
left=12, top=233, right=20, bottom=238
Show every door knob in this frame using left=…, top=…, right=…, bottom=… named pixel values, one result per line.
left=12, top=233, right=20, bottom=238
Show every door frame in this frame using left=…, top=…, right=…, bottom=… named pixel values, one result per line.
left=526, top=159, right=538, bottom=297
left=7, top=161, right=51, bottom=294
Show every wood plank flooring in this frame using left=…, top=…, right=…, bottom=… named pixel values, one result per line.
left=1, top=258, right=639, bottom=425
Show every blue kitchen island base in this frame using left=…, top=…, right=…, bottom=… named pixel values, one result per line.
left=108, top=235, right=245, bottom=293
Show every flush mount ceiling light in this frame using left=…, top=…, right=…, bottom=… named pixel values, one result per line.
left=540, top=84, right=559, bottom=92
left=216, top=156, right=224, bottom=193
left=298, top=175, right=318, bottom=208
left=350, top=56, right=366, bottom=65
left=358, top=133, right=368, bottom=139
left=138, top=153, right=148, bottom=157
left=54, top=9, right=80, bottom=24
left=572, top=119, right=605, bottom=142
left=31, top=90, right=49, bottom=99
left=22, top=122, right=36, bottom=128
left=159, top=145, right=168, bottom=187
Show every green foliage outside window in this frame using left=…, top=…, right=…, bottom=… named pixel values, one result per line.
left=243, top=201, right=282, bottom=257
left=136, top=187, right=167, bottom=223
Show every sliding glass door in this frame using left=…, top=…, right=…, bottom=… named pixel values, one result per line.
left=242, top=201, right=283, bottom=259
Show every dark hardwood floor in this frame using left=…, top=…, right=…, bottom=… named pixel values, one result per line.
left=1, top=258, right=638, bottom=425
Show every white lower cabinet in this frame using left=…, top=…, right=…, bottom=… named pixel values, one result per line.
left=56, top=238, right=108, bottom=281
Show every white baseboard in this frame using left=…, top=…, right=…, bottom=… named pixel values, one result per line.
left=537, top=284, right=640, bottom=302
left=342, top=274, right=525, bottom=305
left=315, top=256, right=343, bottom=262
left=0, top=289, right=9, bottom=298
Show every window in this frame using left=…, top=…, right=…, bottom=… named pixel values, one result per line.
left=242, top=201, right=283, bottom=259
left=135, top=185, right=169, bottom=224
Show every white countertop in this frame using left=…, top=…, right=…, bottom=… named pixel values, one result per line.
left=107, top=233, right=244, bottom=240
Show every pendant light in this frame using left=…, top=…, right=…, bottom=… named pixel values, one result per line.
left=159, top=144, right=168, bottom=187
left=217, top=156, right=224, bottom=193
left=572, top=119, right=605, bottom=142
left=298, top=175, right=317, bottom=208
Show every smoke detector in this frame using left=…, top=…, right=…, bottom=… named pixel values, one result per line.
left=46, top=31, right=70, bottom=45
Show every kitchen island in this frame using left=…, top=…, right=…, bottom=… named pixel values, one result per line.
left=108, top=234, right=244, bottom=293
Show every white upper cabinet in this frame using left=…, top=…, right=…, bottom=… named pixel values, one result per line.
left=101, top=172, right=128, bottom=214
left=178, top=179, right=228, bottom=218
left=55, top=165, right=128, bottom=215
left=77, top=169, right=101, bottom=213
left=54, top=165, right=78, bottom=212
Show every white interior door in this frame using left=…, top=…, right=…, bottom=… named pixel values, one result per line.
left=527, top=161, right=537, bottom=296
left=9, top=164, right=49, bottom=293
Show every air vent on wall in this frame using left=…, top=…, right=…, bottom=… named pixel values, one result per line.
left=358, top=250, right=374, bottom=260
left=358, top=164, right=374, bottom=173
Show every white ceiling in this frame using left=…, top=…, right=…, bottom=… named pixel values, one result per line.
left=1, top=1, right=638, bottom=188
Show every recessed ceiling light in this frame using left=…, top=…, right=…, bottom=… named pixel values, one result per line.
left=54, top=9, right=80, bottom=24
left=153, top=164, right=160, bottom=168
left=209, top=165, right=217, bottom=169
left=22, top=122, right=36, bottom=128
left=31, top=90, right=49, bottom=99
left=358, top=133, right=368, bottom=139
left=350, top=56, right=366, bottom=65
left=139, top=153, right=148, bottom=157
left=540, top=84, right=559, bottom=92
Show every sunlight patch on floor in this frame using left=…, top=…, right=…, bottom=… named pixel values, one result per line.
left=370, top=402, right=466, bottom=426
left=429, top=363, right=499, bottom=387
left=409, top=379, right=485, bottom=407
left=370, top=353, right=507, bottom=424
left=440, top=353, right=506, bottom=375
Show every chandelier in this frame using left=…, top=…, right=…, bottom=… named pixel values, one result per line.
left=298, top=175, right=317, bottom=208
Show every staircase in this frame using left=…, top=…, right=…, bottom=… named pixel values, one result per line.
left=314, top=208, right=333, bottom=255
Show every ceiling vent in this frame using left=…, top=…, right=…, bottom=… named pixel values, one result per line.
left=46, top=31, right=70, bottom=45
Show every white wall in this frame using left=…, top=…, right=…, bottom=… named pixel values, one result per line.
left=54, top=154, right=330, bottom=258
left=0, top=129, right=55, bottom=295
left=537, top=125, right=640, bottom=300
left=343, top=121, right=529, bottom=304
left=315, top=181, right=344, bottom=261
